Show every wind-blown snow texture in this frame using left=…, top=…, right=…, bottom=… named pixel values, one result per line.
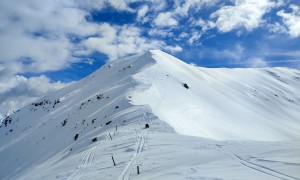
left=0, top=50, right=300, bottom=180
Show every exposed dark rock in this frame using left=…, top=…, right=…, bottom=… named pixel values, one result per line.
left=183, top=83, right=189, bottom=89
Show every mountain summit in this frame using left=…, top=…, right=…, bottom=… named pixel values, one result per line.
left=1, top=50, right=300, bottom=179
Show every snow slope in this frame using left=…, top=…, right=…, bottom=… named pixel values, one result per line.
left=0, top=50, right=300, bottom=180
left=132, top=50, right=300, bottom=141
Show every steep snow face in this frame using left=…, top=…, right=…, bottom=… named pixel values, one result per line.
left=131, top=50, right=300, bottom=141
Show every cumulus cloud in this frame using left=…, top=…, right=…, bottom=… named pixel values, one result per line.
left=277, top=4, right=300, bottom=37
left=81, top=24, right=182, bottom=60
left=179, top=32, right=189, bottom=39
left=0, top=0, right=182, bottom=117
left=0, top=0, right=94, bottom=116
left=174, top=0, right=220, bottom=16
left=0, top=74, right=68, bottom=117
left=0, top=0, right=99, bottom=74
left=164, top=45, right=183, bottom=53
left=107, top=0, right=135, bottom=12
left=154, top=12, right=178, bottom=27
left=1, top=0, right=295, bottom=118
left=153, top=0, right=219, bottom=27
left=148, top=28, right=174, bottom=37
left=0, top=0, right=170, bottom=74
left=188, top=31, right=202, bottom=44
left=78, top=0, right=138, bottom=11
left=194, top=18, right=216, bottom=32
left=0, top=0, right=179, bottom=71
left=148, top=0, right=167, bottom=11
left=210, top=0, right=277, bottom=32
left=137, top=5, right=149, bottom=22
left=267, top=22, right=287, bottom=34
left=151, top=0, right=219, bottom=43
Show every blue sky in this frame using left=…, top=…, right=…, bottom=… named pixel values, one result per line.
left=0, top=0, right=300, bottom=117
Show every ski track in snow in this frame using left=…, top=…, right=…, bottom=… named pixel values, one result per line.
left=67, top=134, right=109, bottom=180
left=213, top=145, right=300, bottom=180
left=118, top=131, right=147, bottom=180
left=233, top=154, right=300, bottom=180
left=118, top=106, right=151, bottom=180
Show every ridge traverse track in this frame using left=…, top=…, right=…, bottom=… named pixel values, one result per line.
left=118, top=131, right=147, bottom=180
left=118, top=106, right=150, bottom=180
left=67, top=146, right=96, bottom=180
left=67, top=134, right=109, bottom=180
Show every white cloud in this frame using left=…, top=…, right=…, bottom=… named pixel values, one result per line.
left=164, top=45, right=183, bottom=53
left=179, top=32, right=189, bottom=39
left=81, top=24, right=182, bottom=60
left=148, top=0, right=167, bottom=11
left=0, top=0, right=99, bottom=74
left=107, top=0, right=135, bottom=12
left=0, top=0, right=182, bottom=117
left=188, top=31, right=202, bottom=44
left=194, top=18, right=216, bottom=32
left=210, top=0, right=276, bottom=33
left=154, top=12, right=178, bottom=27
left=152, top=0, right=219, bottom=28
left=175, top=30, right=202, bottom=44
left=277, top=4, right=300, bottom=37
left=77, top=0, right=138, bottom=12
left=148, top=28, right=174, bottom=37
left=0, top=74, right=68, bottom=117
left=174, top=0, right=219, bottom=17
left=267, top=22, right=287, bottom=34
left=77, top=0, right=106, bottom=10
left=0, top=0, right=178, bottom=73
left=150, top=0, right=219, bottom=43
left=83, top=58, right=94, bottom=65
left=137, top=5, right=149, bottom=22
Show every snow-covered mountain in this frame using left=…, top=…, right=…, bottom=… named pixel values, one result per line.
left=1, top=50, right=300, bottom=180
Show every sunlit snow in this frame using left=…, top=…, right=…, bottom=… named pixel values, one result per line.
left=0, top=50, right=299, bottom=180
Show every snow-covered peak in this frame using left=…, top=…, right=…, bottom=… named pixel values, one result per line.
left=1, top=50, right=300, bottom=179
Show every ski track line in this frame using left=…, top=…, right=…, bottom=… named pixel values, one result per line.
left=67, top=146, right=96, bottom=180
left=118, top=106, right=149, bottom=180
left=68, top=134, right=109, bottom=180
left=212, top=144, right=299, bottom=180
left=232, top=153, right=300, bottom=180
left=118, top=132, right=147, bottom=180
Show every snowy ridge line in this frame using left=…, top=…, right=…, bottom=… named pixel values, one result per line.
left=118, top=106, right=150, bottom=180
left=67, top=133, right=109, bottom=180
left=212, top=145, right=300, bottom=180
